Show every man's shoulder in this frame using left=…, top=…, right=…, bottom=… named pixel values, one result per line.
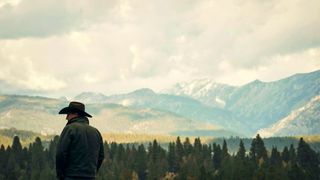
left=63, top=122, right=87, bottom=133
left=89, top=125, right=103, bottom=138
left=89, top=125, right=102, bottom=134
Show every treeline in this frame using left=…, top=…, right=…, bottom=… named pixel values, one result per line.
left=0, top=135, right=319, bottom=180
left=210, top=136, right=320, bottom=153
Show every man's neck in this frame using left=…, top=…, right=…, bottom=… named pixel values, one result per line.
left=67, top=113, right=79, bottom=120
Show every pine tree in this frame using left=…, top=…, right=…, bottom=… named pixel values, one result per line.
left=183, top=137, right=192, bottom=156
left=289, top=144, right=296, bottom=163
left=194, top=137, right=202, bottom=155
left=249, top=134, right=267, bottom=165
left=220, top=156, right=236, bottom=180
left=47, top=136, right=59, bottom=169
left=250, top=134, right=268, bottom=180
left=236, top=140, right=246, bottom=160
left=97, top=142, right=113, bottom=180
left=234, top=140, right=252, bottom=180
left=270, top=147, right=281, bottom=166
left=282, top=146, right=290, bottom=163
left=176, top=136, right=184, bottom=157
left=222, top=140, right=230, bottom=159
left=109, top=142, right=118, bottom=160
left=288, top=163, right=305, bottom=180
left=212, top=144, right=222, bottom=169
left=136, top=144, right=147, bottom=180
left=267, top=147, right=287, bottom=180
left=30, top=137, right=45, bottom=180
left=0, top=144, right=6, bottom=177
left=201, top=144, right=214, bottom=179
left=12, top=136, right=24, bottom=169
left=177, top=155, right=200, bottom=180
left=147, top=140, right=167, bottom=180
left=127, top=144, right=137, bottom=170
left=175, top=136, right=183, bottom=172
left=167, top=142, right=178, bottom=173
left=12, top=136, right=22, bottom=156
left=297, top=138, right=319, bottom=179
left=21, top=147, right=29, bottom=174
left=39, top=163, right=55, bottom=180
left=115, top=144, right=125, bottom=162
left=6, top=151, right=19, bottom=180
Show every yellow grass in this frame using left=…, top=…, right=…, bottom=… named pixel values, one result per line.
left=294, top=135, right=320, bottom=143
left=0, top=135, right=12, bottom=147
left=102, top=133, right=214, bottom=144
left=0, top=135, right=54, bottom=148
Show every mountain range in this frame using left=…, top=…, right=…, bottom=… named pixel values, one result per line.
left=163, top=70, right=320, bottom=136
left=0, top=70, right=319, bottom=137
left=0, top=94, right=230, bottom=136
left=257, top=95, right=320, bottom=137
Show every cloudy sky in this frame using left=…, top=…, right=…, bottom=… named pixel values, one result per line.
left=0, top=0, right=319, bottom=97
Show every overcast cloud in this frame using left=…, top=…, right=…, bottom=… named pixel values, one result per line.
left=0, top=0, right=319, bottom=97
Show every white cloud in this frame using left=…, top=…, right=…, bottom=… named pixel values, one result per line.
left=0, top=52, right=66, bottom=90
left=0, top=0, right=319, bottom=96
left=215, top=47, right=320, bottom=85
left=0, top=0, right=21, bottom=7
left=0, top=0, right=117, bottom=38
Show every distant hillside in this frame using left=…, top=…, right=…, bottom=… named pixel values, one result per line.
left=0, top=95, right=66, bottom=134
left=0, top=128, right=54, bottom=147
left=0, top=95, right=239, bottom=137
left=162, top=79, right=236, bottom=108
left=257, top=96, right=320, bottom=137
left=74, top=88, right=247, bottom=135
left=73, top=92, right=108, bottom=104
left=165, top=70, right=320, bottom=135
left=0, top=70, right=319, bottom=137
left=225, top=70, right=320, bottom=134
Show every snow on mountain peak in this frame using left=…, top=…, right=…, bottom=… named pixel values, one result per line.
left=162, top=78, right=236, bottom=107
left=257, top=95, right=320, bottom=137
left=215, top=97, right=226, bottom=107
left=165, top=78, right=223, bottom=96
left=73, top=92, right=108, bottom=104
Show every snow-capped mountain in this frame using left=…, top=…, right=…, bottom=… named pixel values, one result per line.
left=73, top=92, right=108, bottom=104
left=162, top=79, right=236, bottom=108
left=257, top=96, right=320, bottom=137
left=2, top=70, right=318, bottom=137
left=74, top=88, right=246, bottom=134
left=164, top=70, right=320, bottom=135
left=225, top=70, right=320, bottom=133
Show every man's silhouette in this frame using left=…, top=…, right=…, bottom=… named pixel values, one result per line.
left=56, top=101, right=104, bottom=180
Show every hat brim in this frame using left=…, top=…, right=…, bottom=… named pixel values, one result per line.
left=59, top=107, right=92, bottom=118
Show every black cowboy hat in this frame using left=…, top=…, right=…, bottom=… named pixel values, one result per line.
left=59, top=101, right=92, bottom=118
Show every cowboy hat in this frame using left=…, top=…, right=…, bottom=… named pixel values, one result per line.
left=59, top=101, right=92, bottom=118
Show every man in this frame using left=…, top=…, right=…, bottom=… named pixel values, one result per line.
left=56, top=101, right=104, bottom=180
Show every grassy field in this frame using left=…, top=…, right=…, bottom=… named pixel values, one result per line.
left=1, top=128, right=319, bottom=150
left=0, top=128, right=54, bottom=147
left=101, top=132, right=214, bottom=144
left=294, top=135, right=320, bottom=143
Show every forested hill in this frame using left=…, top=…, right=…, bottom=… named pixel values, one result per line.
left=0, top=128, right=53, bottom=147
left=0, top=134, right=319, bottom=179
left=1, top=128, right=320, bottom=152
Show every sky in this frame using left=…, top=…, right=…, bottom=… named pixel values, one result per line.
left=0, top=0, right=319, bottom=98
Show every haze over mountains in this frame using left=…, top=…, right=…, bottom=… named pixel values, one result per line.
left=258, top=95, right=320, bottom=137
left=0, top=70, right=319, bottom=137
left=166, top=70, right=319, bottom=135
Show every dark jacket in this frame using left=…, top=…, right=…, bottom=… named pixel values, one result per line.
left=56, top=116, right=104, bottom=179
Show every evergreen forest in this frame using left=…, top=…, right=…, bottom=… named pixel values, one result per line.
left=0, top=134, right=319, bottom=180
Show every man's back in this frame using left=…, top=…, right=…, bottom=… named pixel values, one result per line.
left=56, top=116, right=104, bottom=179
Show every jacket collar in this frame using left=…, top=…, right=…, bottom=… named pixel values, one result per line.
left=66, top=116, right=89, bottom=125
